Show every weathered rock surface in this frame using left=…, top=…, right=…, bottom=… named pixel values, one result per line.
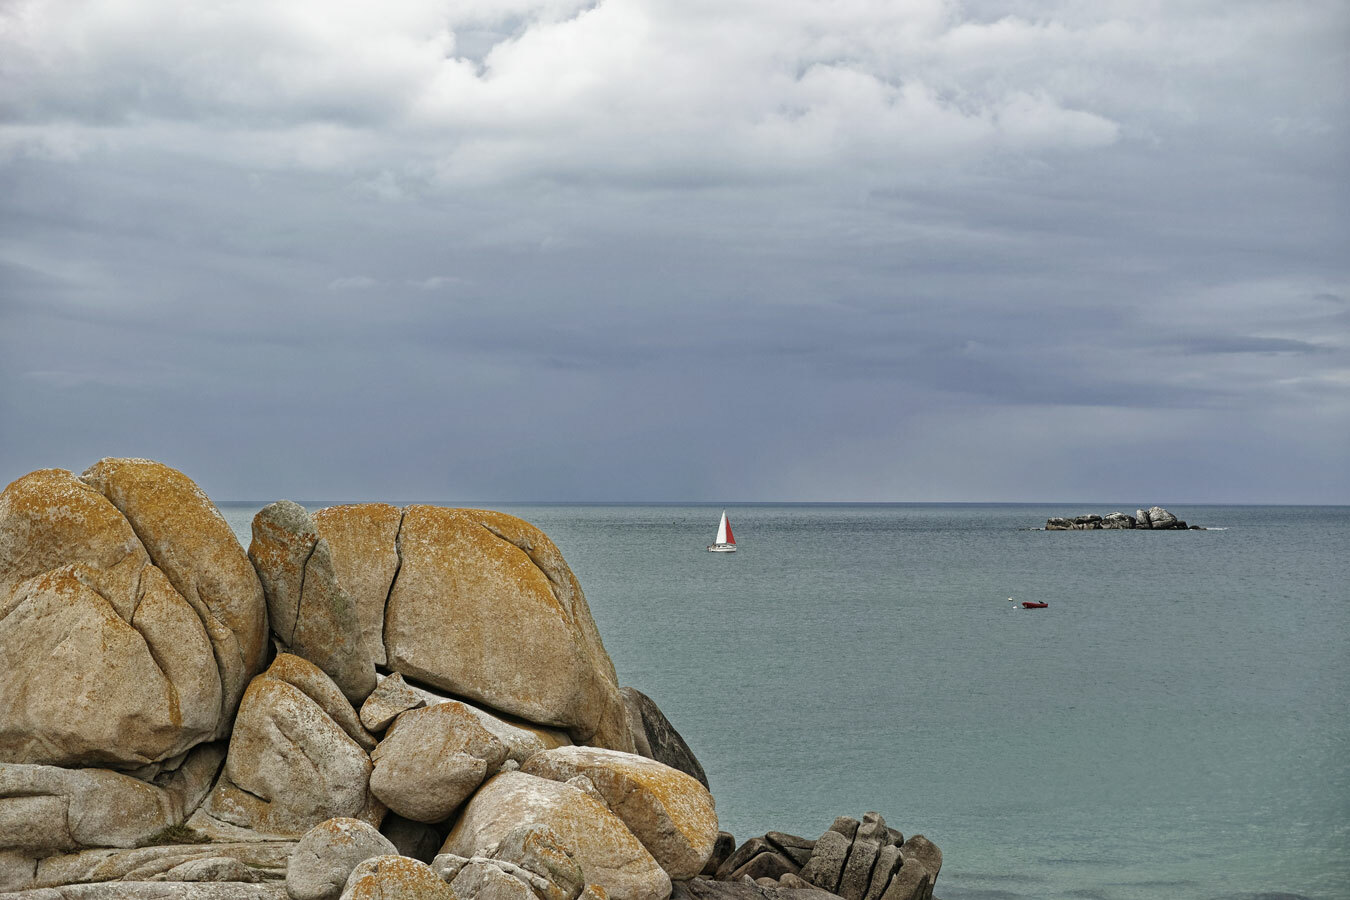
left=193, top=656, right=380, bottom=839
left=491, top=824, right=583, bottom=900
left=699, top=833, right=735, bottom=878
left=338, top=856, right=454, bottom=900
left=619, top=690, right=708, bottom=790
left=443, top=772, right=669, bottom=900
left=0, top=744, right=224, bottom=852
left=896, top=836, right=940, bottom=887
left=383, top=507, right=631, bottom=750
left=369, top=704, right=509, bottom=824
left=449, top=862, right=533, bottom=900
left=286, top=818, right=397, bottom=900
left=762, top=836, right=812, bottom=870
left=80, top=458, right=268, bottom=734
left=521, top=747, right=716, bottom=880
left=359, top=677, right=425, bottom=735
left=311, top=505, right=403, bottom=668
left=249, top=502, right=376, bottom=706
left=797, top=829, right=849, bottom=895
left=0, top=467, right=231, bottom=769
left=29, top=843, right=293, bottom=890
left=157, top=858, right=263, bottom=884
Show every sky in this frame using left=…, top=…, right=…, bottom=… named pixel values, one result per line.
left=1, top=0, right=1347, bottom=503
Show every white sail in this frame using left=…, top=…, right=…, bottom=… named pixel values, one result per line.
left=715, top=511, right=731, bottom=545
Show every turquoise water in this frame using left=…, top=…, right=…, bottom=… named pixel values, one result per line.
left=221, top=503, right=1350, bottom=900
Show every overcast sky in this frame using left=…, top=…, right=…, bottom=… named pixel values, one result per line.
left=2, top=0, right=1347, bottom=503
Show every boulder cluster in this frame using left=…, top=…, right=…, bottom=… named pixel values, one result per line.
left=0, top=459, right=942, bottom=900
left=1045, top=506, right=1201, bottom=530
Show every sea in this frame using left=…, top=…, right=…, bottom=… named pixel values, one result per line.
left=220, top=502, right=1350, bottom=900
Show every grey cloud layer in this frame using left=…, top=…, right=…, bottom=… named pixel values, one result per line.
left=1, top=0, right=1346, bottom=502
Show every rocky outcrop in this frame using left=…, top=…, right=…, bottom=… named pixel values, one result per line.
left=249, top=502, right=376, bottom=706
left=0, top=459, right=942, bottom=900
left=520, top=748, right=717, bottom=880
left=719, top=816, right=934, bottom=900
left=443, top=772, right=670, bottom=900
left=1045, top=506, right=1200, bottom=530
left=192, top=656, right=381, bottom=839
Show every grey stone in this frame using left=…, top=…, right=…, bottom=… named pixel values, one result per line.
left=878, top=860, right=928, bottom=900
left=837, top=830, right=881, bottom=900
left=1146, top=507, right=1178, bottom=529
left=762, top=834, right=812, bottom=869
left=33, top=843, right=294, bottom=889
left=727, top=853, right=797, bottom=883
left=619, top=689, right=709, bottom=790
left=715, top=839, right=770, bottom=881
left=285, top=818, right=396, bottom=900
left=898, top=836, right=941, bottom=885
left=700, top=833, right=735, bottom=877
left=884, top=830, right=903, bottom=849
left=862, top=846, right=902, bottom=900
left=827, top=818, right=858, bottom=842
left=798, top=829, right=849, bottom=893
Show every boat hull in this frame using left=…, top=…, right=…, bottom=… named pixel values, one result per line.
left=1022, top=601, right=1048, bottom=608
left=707, top=543, right=737, bottom=552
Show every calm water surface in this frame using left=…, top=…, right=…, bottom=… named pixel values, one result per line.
left=222, top=503, right=1350, bottom=900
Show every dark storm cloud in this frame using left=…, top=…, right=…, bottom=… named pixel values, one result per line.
left=1, top=0, right=1347, bottom=502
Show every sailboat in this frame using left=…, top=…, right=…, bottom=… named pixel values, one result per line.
left=707, top=510, right=737, bottom=552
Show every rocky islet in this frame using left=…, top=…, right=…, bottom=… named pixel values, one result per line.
left=0, top=458, right=943, bottom=900
left=1044, top=506, right=1204, bottom=530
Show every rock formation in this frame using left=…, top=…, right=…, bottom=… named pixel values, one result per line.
left=0, top=458, right=943, bottom=900
left=1045, top=506, right=1202, bottom=530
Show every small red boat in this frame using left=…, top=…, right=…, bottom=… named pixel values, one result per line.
left=1022, top=601, right=1049, bottom=609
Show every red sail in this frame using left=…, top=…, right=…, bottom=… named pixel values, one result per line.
left=725, top=518, right=735, bottom=544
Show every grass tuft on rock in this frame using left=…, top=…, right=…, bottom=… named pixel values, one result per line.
left=138, top=823, right=211, bottom=846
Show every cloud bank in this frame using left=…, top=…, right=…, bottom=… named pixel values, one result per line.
left=1, top=0, right=1347, bottom=501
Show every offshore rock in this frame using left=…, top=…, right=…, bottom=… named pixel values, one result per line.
left=896, top=837, right=940, bottom=887
left=193, top=656, right=380, bottom=839
left=338, top=856, right=454, bottom=900
left=249, top=502, right=376, bottom=706
left=384, top=507, right=631, bottom=750
left=0, top=744, right=223, bottom=852
left=700, top=834, right=735, bottom=878
left=520, top=747, right=717, bottom=880
left=286, top=818, right=397, bottom=900
left=762, top=836, right=812, bottom=870
left=618, top=689, right=708, bottom=790
left=369, top=704, right=509, bottom=824
left=80, top=458, right=268, bottom=736
left=797, top=830, right=849, bottom=895
left=311, top=505, right=403, bottom=668
left=442, top=772, right=669, bottom=900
